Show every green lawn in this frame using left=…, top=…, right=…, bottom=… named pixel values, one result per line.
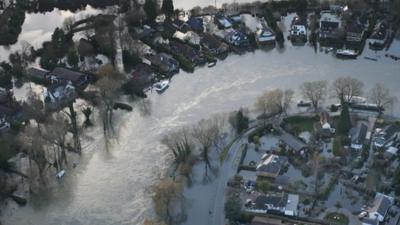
left=283, top=115, right=316, bottom=133
left=324, top=212, right=349, bottom=225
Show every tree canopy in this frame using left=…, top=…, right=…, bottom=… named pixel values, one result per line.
left=162, top=0, right=174, bottom=17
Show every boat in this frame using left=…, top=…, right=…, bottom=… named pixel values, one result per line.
left=113, top=102, right=133, bottom=111
left=56, top=170, right=65, bottom=179
left=289, top=25, right=307, bottom=43
left=297, top=100, right=312, bottom=107
left=153, top=80, right=169, bottom=93
left=336, top=49, right=358, bottom=59
left=208, top=61, right=216, bottom=68
left=364, top=56, right=377, bottom=61
left=256, top=18, right=276, bottom=45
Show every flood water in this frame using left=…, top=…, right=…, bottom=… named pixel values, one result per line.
left=1, top=1, right=400, bottom=225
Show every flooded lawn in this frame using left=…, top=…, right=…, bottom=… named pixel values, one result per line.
left=323, top=182, right=365, bottom=213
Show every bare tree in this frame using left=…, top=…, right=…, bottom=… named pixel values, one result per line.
left=62, top=17, right=75, bottom=33
left=162, top=127, right=194, bottom=183
left=300, top=80, right=328, bottom=111
left=152, top=178, right=185, bottom=225
left=369, top=83, right=398, bottom=115
left=191, top=116, right=225, bottom=179
left=63, top=102, right=82, bottom=154
left=19, top=126, right=50, bottom=187
left=332, top=77, right=364, bottom=104
left=96, top=64, right=125, bottom=139
left=255, top=89, right=294, bottom=119
left=41, top=114, right=70, bottom=172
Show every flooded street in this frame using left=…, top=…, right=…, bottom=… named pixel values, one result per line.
left=1, top=2, right=400, bottom=225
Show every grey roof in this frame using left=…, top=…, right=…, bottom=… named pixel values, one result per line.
left=382, top=124, right=400, bottom=140
left=26, top=67, right=49, bottom=79
left=368, top=193, right=393, bottom=218
left=254, top=194, right=288, bottom=210
left=51, top=67, right=87, bottom=84
left=256, top=155, right=287, bottom=176
left=376, top=195, right=392, bottom=216
left=280, top=131, right=308, bottom=152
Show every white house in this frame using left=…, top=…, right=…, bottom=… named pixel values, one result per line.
left=246, top=193, right=299, bottom=216
left=366, top=193, right=393, bottom=222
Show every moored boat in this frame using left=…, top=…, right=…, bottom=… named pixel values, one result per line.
left=336, top=49, right=358, bottom=59
left=153, top=80, right=169, bottom=93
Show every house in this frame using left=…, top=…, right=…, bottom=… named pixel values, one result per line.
left=200, top=33, right=229, bottom=56
left=319, top=15, right=341, bottom=40
left=225, top=30, right=250, bottom=47
left=171, top=20, right=190, bottom=33
left=173, top=31, right=201, bottom=45
left=256, top=154, right=288, bottom=179
left=369, top=20, right=388, bottom=48
left=187, top=17, right=204, bottom=33
left=374, top=124, right=400, bottom=149
left=383, top=146, right=398, bottom=159
left=131, top=63, right=154, bottom=90
left=44, top=82, right=76, bottom=110
left=280, top=131, right=308, bottom=154
left=229, top=15, right=242, bottom=25
left=215, top=15, right=232, bottom=29
left=349, top=122, right=368, bottom=150
left=170, top=41, right=203, bottom=64
left=365, top=193, right=393, bottom=222
left=346, top=22, right=364, bottom=43
left=25, top=67, right=50, bottom=83
left=148, top=53, right=179, bottom=74
left=248, top=193, right=299, bottom=216
left=50, top=67, right=89, bottom=89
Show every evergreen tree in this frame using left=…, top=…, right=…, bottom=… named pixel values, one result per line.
left=144, top=0, right=158, bottom=22
left=67, top=48, right=79, bottom=69
left=338, top=104, right=351, bottom=135
left=161, top=0, right=174, bottom=17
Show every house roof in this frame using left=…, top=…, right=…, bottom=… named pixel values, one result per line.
left=51, top=67, right=87, bottom=84
left=26, top=67, right=49, bottom=79
left=254, top=194, right=288, bottom=210
left=280, top=131, right=308, bottom=152
left=170, top=41, right=198, bottom=59
left=286, top=194, right=299, bottom=213
left=201, top=33, right=223, bottom=49
left=367, top=193, right=393, bottom=218
left=256, top=154, right=287, bottom=176
left=187, top=17, right=203, bottom=32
